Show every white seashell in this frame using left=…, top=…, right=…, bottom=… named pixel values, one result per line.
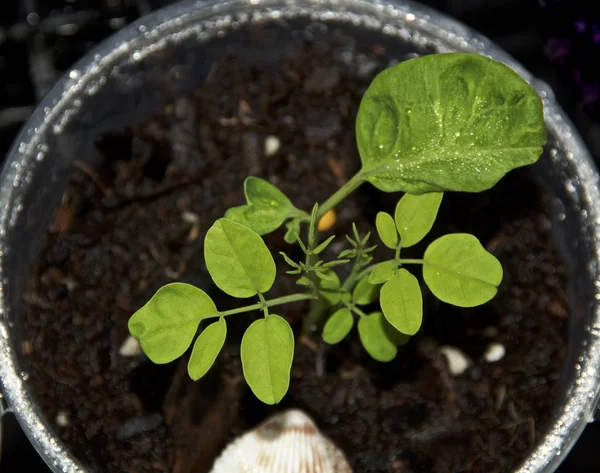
left=209, top=409, right=352, bottom=473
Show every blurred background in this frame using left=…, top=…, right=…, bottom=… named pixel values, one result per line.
left=1, top=0, right=600, bottom=471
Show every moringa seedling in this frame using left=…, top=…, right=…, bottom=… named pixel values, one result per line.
left=128, top=52, right=546, bottom=404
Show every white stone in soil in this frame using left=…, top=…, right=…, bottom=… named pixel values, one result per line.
left=56, top=411, right=69, bottom=427
left=181, top=210, right=199, bottom=224
left=264, top=135, right=281, bottom=157
left=439, top=346, right=471, bottom=376
left=119, top=335, right=142, bottom=357
left=484, top=343, right=506, bottom=363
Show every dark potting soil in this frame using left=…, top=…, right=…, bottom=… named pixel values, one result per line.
left=21, top=42, right=568, bottom=473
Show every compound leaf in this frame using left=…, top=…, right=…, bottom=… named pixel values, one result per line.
left=423, top=233, right=502, bottom=307
left=320, top=270, right=343, bottom=305
left=368, top=261, right=396, bottom=284
left=188, top=317, right=227, bottom=380
left=395, top=192, right=443, bottom=247
left=358, top=312, right=399, bottom=362
left=129, top=283, right=217, bottom=364
left=376, top=212, right=399, bottom=249
left=380, top=269, right=423, bottom=335
left=205, top=218, right=276, bottom=298
left=353, top=276, right=381, bottom=305
left=225, top=177, right=300, bottom=235
left=322, top=308, right=354, bottom=344
left=241, top=314, right=294, bottom=405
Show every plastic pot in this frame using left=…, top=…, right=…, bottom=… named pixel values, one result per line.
left=1, top=1, right=599, bottom=472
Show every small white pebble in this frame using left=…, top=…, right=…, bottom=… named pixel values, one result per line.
left=484, top=343, right=506, bottom=363
left=264, top=135, right=281, bottom=157
left=439, top=346, right=471, bottom=376
left=56, top=411, right=69, bottom=427
left=62, top=276, right=78, bottom=292
left=119, top=335, right=142, bottom=357
left=181, top=211, right=199, bottom=224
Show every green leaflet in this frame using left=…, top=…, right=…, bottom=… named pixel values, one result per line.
left=225, top=177, right=301, bottom=235
left=376, top=211, right=399, bottom=249
left=284, top=219, right=301, bottom=244
left=380, top=269, right=423, bottom=335
left=395, top=192, right=443, bottom=247
left=358, top=312, right=404, bottom=362
left=241, top=314, right=294, bottom=405
left=353, top=276, right=380, bottom=305
left=322, top=308, right=354, bottom=344
left=204, top=218, right=276, bottom=298
left=188, top=317, right=227, bottom=380
left=368, top=261, right=396, bottom=284
left=128, top=283, right=217, bottom=364
left=312, top=235, right=336, bottom=255
left=356, top=53, right=546, bottom=194
left=423, top=233, right=502, bottom=307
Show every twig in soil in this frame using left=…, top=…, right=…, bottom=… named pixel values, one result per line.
left=23, top=292, right=52, bottom=310
left=147, top=243, right=185, bottom=279
left=430, top=349, right=464, bottom=416
left=102, top=172, right=204, bottom=211
left=528, top=416, right=536, bottom=448
left=495, top=384, right=507, bottom=411
left=299, top=335, right=318, bottom=351
left=315, top=342, right=326, bottom=377
left=204, top=61, right=219, bottom=85
left=327, top=155, right=348, bottom=185
left=507, top=400, right=522, bottom=422
left=164, top=358, right=244, bottom=473
left=73, top=160, right=113, bottom=197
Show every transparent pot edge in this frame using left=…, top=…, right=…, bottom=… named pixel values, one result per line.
left=0, top=1, right=599, bottom=472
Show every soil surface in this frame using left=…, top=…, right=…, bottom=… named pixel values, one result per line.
left=21, top=41, right=568, bottom=473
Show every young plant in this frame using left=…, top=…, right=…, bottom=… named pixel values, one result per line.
left=128, top=53, right=546, bottom=404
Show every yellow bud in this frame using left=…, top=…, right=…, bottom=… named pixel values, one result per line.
left=317, top=209, right=336, bottom=232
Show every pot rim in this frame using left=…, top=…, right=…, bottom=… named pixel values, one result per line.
left=1, top=1, right=600, bottom=472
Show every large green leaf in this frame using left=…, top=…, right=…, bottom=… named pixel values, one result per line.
left=188, top=317, right=227, bottom=380
left=358, top=312, right=400, bottom=362
left=353, top=276, right=381, bottom=305
left=376, top=211, right=399, bottom=249
left=380, top=269, right=423, bottom=335
left=225, top=177, right=300, bottom=235
left=241, top=314, right=294, bottom=405
left=423, top=233, right=502, bottom=307
left=395, top=192, right=443, bottom=247
left=204, top=218, right=276, bottom=298
left=128, top=283, right=217, bottom=364
left=322, top=308, right=354, bottom=345
left=356, top=53, right=546, bottom=194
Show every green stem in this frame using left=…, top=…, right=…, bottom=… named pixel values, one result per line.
left=218, top=293, right=316, bottom=318
left=394, top=244, right=402, bottom=262
left=257, top=293, right=269, bottom=317
left=354, top=264, right=378, bottom=283
left=341, top=259, right=364, bottom=292
left=316, top=171, right=365, bottom=219
left=344, top=301, right=368, bottom=318
left=398, top=258, right=425, bottom=265
left=302, top=296, right=327, bottom=334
